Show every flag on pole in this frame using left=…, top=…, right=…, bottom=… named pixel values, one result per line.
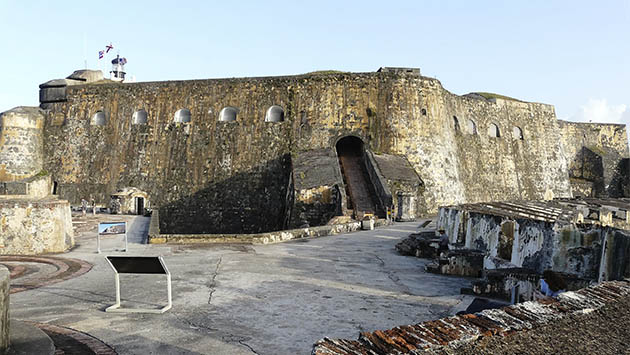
left=98, top=50, right=104, bottom=59
left=106, top=43, right=113, bottom=53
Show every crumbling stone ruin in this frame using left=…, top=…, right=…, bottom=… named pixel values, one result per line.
left=398, top=198, right=630, bottom=301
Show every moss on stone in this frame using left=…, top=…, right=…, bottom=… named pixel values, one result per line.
left=474, top=92, right=524, bottom=102
left=586, top=145, right=608, bottom=156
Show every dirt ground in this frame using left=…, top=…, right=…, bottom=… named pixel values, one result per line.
left=440, top=294, right=630, bottom=355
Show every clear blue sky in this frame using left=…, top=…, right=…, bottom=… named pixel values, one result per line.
left=1, top=0, right=629, bottom=125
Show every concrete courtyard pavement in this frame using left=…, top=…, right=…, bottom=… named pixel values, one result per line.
left=10, top=216, right=475, bottom=354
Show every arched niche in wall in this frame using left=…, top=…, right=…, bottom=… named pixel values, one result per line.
left=513, top=126, right=524, bottom=140
left=132, top=109, right=148, bottom=125
left=174, top=109, right=191, bottom=123
left=219, top=107, right=238, bottom=122
left=488, top=123, right=500, bottom=138
left=467, top=119, right=477, bottom=135
left=453, top=116, right=460, bottom=131
left=91, top=111, right=107, bottom=126
left=265, top=105, right=285, bottom=122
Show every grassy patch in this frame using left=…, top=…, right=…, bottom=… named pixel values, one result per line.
left=304, top=70, right=346, bottom=76
left=473, top=92, right=524, bottom=102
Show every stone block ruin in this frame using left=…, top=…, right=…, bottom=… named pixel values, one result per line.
left=397, top=198, right=630, bottom=302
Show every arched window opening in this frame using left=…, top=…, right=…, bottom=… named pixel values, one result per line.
left=219, top=107, right=238, bottom=122
left=513, top=126, right=524, bottom=140
left=132, top=109, right=148, bottom=124
left=488, top=123, right=500, bottom=138
left=91, top=111, right=106, bottom=126
left=421, top=108, right=427, bottom=116
left=265, top=105, right=285, bottom=122
left=467, top=119, right=477, bottom=135
left=174, top=109, right=191, bottom=123
left=453, top=116, right=460, bottom=131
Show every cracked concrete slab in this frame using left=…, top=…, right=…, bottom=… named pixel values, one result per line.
left=10, top=216, right=474, bottom=354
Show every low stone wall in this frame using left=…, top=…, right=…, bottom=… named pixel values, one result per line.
left=292, top=185, right=341, bottom=228
left=364, top=151, right=393, bottom=214
left=0, top=175, right=51, bottom=199
left=312, top=279, right=630, bottom=354
left=0, top=199, right=73, bottom=254
left=148, top=209, right=160, bottom=239
left=148, top=209, right=389, bottom=245
left=0, top=265, right=8, bottom=353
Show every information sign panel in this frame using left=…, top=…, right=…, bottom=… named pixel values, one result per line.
left=104, top=256, right=172, bottom=313
left=97, top=222, right=128, bottom=253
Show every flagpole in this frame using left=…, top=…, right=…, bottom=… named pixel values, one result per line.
left=83, top=32, right=87, bottom=69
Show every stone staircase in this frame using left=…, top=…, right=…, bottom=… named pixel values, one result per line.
left=338, top=153, right=379, bottom=218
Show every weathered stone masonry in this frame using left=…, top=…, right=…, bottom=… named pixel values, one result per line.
left=559, top=121, right=629, bottom=197
left=0, top=199, right=74, bottom=254
left=31, top=69, right=628, bottom=234
left=0, top=107, right=74, bottom=255
left=0, top=107, right=44, bottom=182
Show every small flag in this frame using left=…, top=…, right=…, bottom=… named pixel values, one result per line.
left=98, top=50, right=104, bottom=59
left=106, top=43, right=113, bottom=53
left=120, top=57, right=127, bottom=65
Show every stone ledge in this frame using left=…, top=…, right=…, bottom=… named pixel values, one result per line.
left=149, top=219, right=391, bottom=245
left=0, top=198, right=70, bottom=207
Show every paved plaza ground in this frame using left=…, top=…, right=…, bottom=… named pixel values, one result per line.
left=9, top=215, right=474, bottom=354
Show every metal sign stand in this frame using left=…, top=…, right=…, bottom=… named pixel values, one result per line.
left=105, top=256, right=172, bottom=313
left=97, top=221, right=128, bottom=254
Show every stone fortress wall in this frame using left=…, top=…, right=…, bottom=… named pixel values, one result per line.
left=6, top=67, right=628, bottom=235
